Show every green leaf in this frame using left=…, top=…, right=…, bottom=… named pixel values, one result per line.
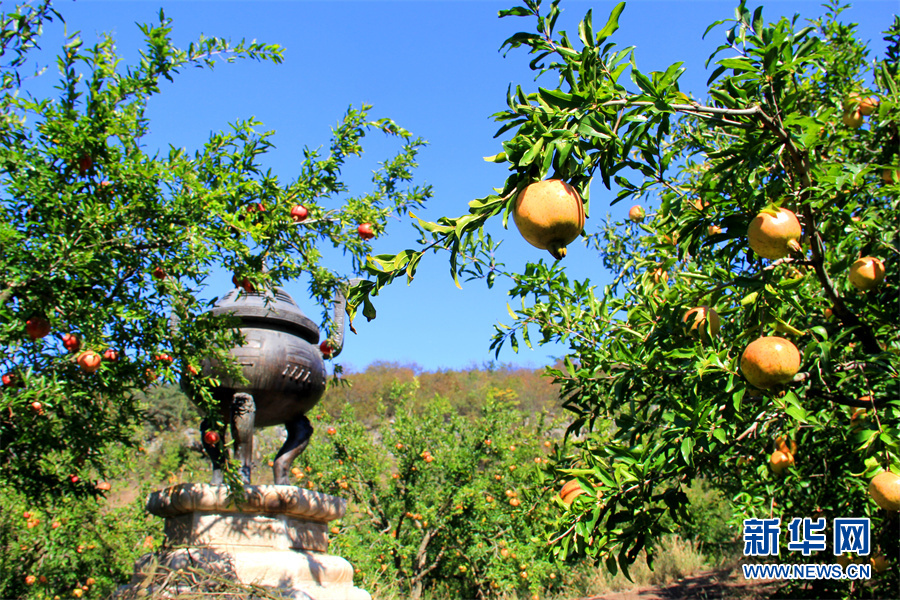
left=578, top=10, right=594, bottom=48
left=537, top=87, right=582, bottom=110
left=596, top=3, right=625, bottom=42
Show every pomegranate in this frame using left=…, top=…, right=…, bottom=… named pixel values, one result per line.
left=842, top=110, right=863, bottom=129
left=849, top=256, right=885, bottom=291
left=25, top=316, right=51, bottom=340
left=747, top=207, right=801, bottom=259
left=357, top=223, right=375, bottom=240
left=559, top=480, right=584, bottom=505
left=513, top=179, right=585, bottom=260
left=868, top=471, right=900, bottom=511
left=203, top=430, right=220, bottom=446
left=628, top=205, right=645, bottom=223
left=62, top=333, right=81, bottom=353
left=848, top=92, right=878, bottom=116
left=290, top=205, right=309, bottom=222
left=769, top=450, right=794, bottom=475
left=76, top=351, right=102, bottom=374
left=682, top=305, right=721, bottom=338
left=740, top=336, right=801, bottom=389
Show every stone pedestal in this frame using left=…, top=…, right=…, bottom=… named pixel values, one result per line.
left=128, top=483, right=369, bottom=600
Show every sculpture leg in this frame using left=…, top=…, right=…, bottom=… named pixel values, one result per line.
left=273, top=415, right=313, bottom=486
left=231, top=392, right=256, bottom=484
left=200, top=418, right=225, bottom=485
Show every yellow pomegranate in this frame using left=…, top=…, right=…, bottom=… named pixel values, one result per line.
left=628, top=205, right=645, bottom=223
left=849, top=92, right=879, bottom=116
left=559, top=480, right=584, bottom=505
left=769, top=450, right=794, bottom=475
left=849, top=256, right=885, bottom=291
left=747, top=207, right=802, bottom=259
left=682, top=306, right=721, bottom=338
left=868, top=471, right=900, bottom=511
left=513, top=180, right=585, bottom=259
left=740, top=336, right=801, bottom=389
left=842, top=110, right=864, bottom=129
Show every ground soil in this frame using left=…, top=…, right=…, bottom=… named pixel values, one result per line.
left=583, top=566, right=781, bottom=600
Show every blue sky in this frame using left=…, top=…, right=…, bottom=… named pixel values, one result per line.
left=38, top=0, right=895, bottom=372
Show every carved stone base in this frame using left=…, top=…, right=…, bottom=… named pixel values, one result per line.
left=126, top=484, right=369, bottom=600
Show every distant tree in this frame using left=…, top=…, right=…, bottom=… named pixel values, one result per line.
left=355, top=1, right=899, bottom=596
left=301, top=390, right=566, bottom=600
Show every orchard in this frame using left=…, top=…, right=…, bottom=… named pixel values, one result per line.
left=0, top=0, right=897, bottom=599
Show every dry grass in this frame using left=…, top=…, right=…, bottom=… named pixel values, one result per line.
left=545, top=535, right=709, bottom=600
left=115, top=558, right=289, bottom=600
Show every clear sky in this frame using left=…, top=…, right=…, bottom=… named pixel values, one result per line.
left=35, top=0, right=895, bottom=373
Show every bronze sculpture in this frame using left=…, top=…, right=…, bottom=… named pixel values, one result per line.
left=183, top=284, right=347, bottom=485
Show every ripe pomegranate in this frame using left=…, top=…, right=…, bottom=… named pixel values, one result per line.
left=740, top=336, right=801, bottom=389
left=96, top=481, right=111, bottom=491
left=31, top=401, right=43, bottom=415
left=682, top=305, right=721, bottom=338
left=769, top=450, right=794, bottom=475
left=103, top=348, right=119, bottom=361
left=849, top=256, right=885, bottom=291
left=747, top=207, right=802, bottom=259
left=357, top=223, right=375, bottom=240
left=25, top=575, right=36, bottom=586
left=152, top=266, right=167, bottom=280
left=628, top=205, right=645, bottom=223
left=320, top=340, right=333, bottom=358
left=842, top=110, right=864, bottom=129
left=203, top=430, right=220, bottom=446
left=77, top=351, right=102, bottom=373
left=559, top=480, right=584, bottom=505
left=849, top=92, right=879, bottom=116
left=76, top=154, right=93, bottom=175
left=291, top=205, right=309, bottom=222
left=62, top=333, right=81, bottom=353
left=25, top=316, right=51, bottom=340
left=868, top=471, right=900, bottom=511
left=513, top=179, right=585, bottom=260
left=232, top=274, right=256, bottom=293
left=327, top=427, right=337, bottom=435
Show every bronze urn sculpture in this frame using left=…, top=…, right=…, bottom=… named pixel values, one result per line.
left=184, top=285, right=347, bottom=485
